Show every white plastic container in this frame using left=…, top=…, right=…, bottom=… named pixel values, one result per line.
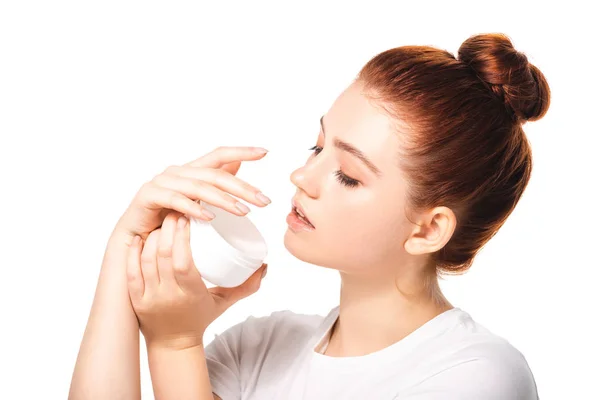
left=188, top=201, right=268, bottom=288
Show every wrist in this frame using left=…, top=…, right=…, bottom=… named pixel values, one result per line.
left=147, top=335, right=205, bottom=352
left=111, top=221, right=136, bottom=242
left=107, top=224, right=138, bottom=250
left=146, top=339, right=213, bottom=400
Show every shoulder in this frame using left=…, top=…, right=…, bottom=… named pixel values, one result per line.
left=449, top=309, right=535, bottom=372
left=405, top=309, right=539, bottom=399
left=434, top=340, right=538, bottom=399
left=236, top=308, right=327, bottom=349
left=242, top=308, right=326, bottom=335
left=208, top=308, right=329, bottom=353
left=457, top=337, right=537, bottom=393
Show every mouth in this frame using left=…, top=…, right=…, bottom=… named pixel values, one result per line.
left=288, top=199, right=316, bottom=230
left=292, top=205, right=314, bottom=228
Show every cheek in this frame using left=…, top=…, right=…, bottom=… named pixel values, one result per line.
left=320, top=196, right=398, bottom=244
left=285, top=195, right=409, bottom=272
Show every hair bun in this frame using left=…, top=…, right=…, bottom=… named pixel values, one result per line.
left=457, top=33, right=550, bottom=123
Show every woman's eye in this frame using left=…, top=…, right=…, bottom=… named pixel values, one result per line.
left=335, top=170, right=360, bottom=188
left=307, top=145, right=360, bottom=188
left=308, top=145, right=322, bottom=156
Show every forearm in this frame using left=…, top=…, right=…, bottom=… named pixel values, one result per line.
left=147, top=343, right=215, bottom=400
left=69, top=229, right=141, bottom=400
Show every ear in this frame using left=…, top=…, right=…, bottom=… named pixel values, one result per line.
left=404, top=206, right=456, bottom=256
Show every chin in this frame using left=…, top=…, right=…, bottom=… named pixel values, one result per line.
left=283, top=229, right=339, bottom=270
left=283, top=227, right=318, bottom=264
left=283, top=227, right=301, bottom=253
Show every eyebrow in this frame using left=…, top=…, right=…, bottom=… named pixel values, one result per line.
left=320, top=115, right=383, bottom=177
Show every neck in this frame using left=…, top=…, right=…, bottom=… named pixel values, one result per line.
left=324, top=263, right=453, bottom=357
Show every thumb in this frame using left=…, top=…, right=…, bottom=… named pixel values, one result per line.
left=209, top=263, right=267, bottom=310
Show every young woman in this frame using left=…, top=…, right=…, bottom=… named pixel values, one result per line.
left=69, top=33, right=549, bottom=399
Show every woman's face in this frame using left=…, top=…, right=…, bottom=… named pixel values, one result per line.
left=284, top=81, right=419, bottom=276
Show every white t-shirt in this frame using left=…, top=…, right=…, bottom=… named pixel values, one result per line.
left=204, top=306, right=538, bottom=399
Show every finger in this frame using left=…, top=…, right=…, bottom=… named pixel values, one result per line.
left=172, top=215, right=208, bottom=295
left=140, top=229, right=161, bottom=293
left=126, top=235, right=145, bottom=299
left=186, top=146, right=268, bottom=169
left=156, top=212, right=180, bottom=290
left=142, top=182, right=212, bottom=221
left=160, top=166, right=271, bottom=208
left=209, top=263, right=267, bottom=310
left=152, top=173, right=256, bottom=217
left=220, top=160, right=241, bottom=176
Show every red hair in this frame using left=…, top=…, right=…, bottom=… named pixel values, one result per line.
left=357, top=33, right=551, bottom=275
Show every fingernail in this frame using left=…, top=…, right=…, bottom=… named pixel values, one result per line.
left=255, top=192, right=271, bottom=205
left=254, top=147, right=268, bottom=154
left=235, top=201, right=251, bottom=214
left=261, top=264, right=268, bottom=279
left=201, top=209, right=216, bottom=220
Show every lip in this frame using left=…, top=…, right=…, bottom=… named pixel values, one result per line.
left=291, top=198, right=315, bottom=228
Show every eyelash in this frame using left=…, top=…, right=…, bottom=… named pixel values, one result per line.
left=308, top=145, right=360, bottom=188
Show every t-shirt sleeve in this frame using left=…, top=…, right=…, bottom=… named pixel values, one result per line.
left=203, top=319, right=245, bottom=400
left=397, top=348, right=539, bottom=400
left=203, top=310, right=321, bottom=399
left=204, top=312, right=289, bottom=400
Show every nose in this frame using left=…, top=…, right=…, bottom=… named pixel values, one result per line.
left=290, top=157, right=321, bottom=199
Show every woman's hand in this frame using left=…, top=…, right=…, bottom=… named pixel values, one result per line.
left=127, top=211, right=267, bottom=350
left=69, top=147, right=269, bottom=399
left=115, top=146, right=271, bottom=243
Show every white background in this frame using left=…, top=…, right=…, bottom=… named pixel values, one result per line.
left=1, top=1, right=598, bottom=399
